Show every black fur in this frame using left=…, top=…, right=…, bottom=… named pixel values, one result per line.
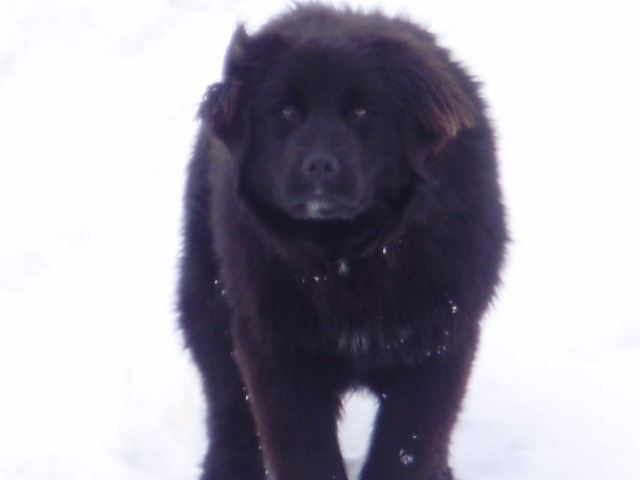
left=179, top=4, right=507, bottom=480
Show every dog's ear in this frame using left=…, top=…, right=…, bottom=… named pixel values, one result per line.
left=409, top=57, right=477, bottom=145
left=199, top=26, right=250, bottom=142
left=377, top=34, right=477, bottom=169
left=199, top=27, right=284, bottom=143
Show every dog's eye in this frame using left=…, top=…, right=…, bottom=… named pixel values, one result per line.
left=279, top=105, right=301, bottom=121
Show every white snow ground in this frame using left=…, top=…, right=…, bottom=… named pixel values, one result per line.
left=1, top=1, right=638, bottom=479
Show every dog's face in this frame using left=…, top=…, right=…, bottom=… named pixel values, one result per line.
left=244, top=44, right=416, bottom=224
left=202, top=25, right=477, bottom=248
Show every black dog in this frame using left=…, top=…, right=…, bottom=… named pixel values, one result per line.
left=179, top=4, right=507, bottom=480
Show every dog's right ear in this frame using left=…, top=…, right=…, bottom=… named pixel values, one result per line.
left=199, top=26, right=251, bottom=142
left=200, top=27, right=285, bottom=144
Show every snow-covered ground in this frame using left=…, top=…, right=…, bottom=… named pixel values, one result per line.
left=1, top=1, right=638, bottom=479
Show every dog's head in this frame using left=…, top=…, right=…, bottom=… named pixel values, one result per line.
left=200, top=6, right=477, bottom=251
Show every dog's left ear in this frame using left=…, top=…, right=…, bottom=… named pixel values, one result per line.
left=377, top=34, right=477, bottom=161
left=410, top=57, right=477, bottom=145
left=199, top=27, right=284, bottom=144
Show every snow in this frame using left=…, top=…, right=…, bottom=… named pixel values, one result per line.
left=1, top=0, right=639, bottom=479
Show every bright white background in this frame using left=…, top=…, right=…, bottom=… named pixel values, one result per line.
left=1, top=1, right=638, bottom=479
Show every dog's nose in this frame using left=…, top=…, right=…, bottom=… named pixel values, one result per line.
left=301, top=153, right=341, bottom=182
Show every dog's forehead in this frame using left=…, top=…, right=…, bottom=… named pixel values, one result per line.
left=287, top=45, right=359, bottom=80
left=263, top=42, right=383, bottom=99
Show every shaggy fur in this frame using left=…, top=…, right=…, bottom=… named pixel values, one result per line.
left=179, top=4, right=507, bottom=480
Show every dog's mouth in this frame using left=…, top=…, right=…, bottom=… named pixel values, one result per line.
left=290, top=195, right=361, bottom=221
left=241, top=183, right=408, bottom=258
